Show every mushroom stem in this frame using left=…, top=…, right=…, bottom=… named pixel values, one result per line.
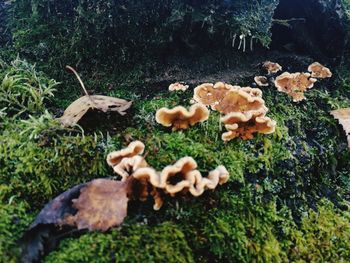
left=250, top=37, right=254, bottom=51
left=243, top=36, right=246, bottom=52
left=237, top=39, right=242, bottom=50
left=232, top=34, right=237, bottom=48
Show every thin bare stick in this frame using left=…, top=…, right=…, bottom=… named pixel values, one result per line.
left=66, top=65, right=96, bottom=107
left=66, top=65, right=90, bottom=96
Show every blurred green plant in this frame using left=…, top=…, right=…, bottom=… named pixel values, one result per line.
left=0, top=58, right=58, bottom=117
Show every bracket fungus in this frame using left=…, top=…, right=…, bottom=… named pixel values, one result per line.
left=308, top=62, right=332, bottom=79
left=169, top=82, right=189, bottom=91
left=275, top=72, right=317, bottom=102
left=254, top=76, right=269, bottom=87
left=193, top=82, right=237, bottom=109
left=155, top=103, right=209, bottom=130
left=214, top=88, right=268, bottom=116
left=107, top=140, right=145, bottom=167
left=263, top=61, right=282, bottom=74
left=221, top=112, right=276, bottom=141
left=160, top=157, right=198, bottom=195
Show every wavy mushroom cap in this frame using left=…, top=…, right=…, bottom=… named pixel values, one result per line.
left=160, top=157, right=198, bottom=194
left=275, top=72, right=317, bottom=102
left=308, top=62, right=332, bottom=79
left=106, top=140, right=145, bottom=167
left=189, top=165, right=230, bottom=196
left=112, top=155, right=148, bottom=180
left=263, top=61, right=282, bottom=74
left=169, top=82, right=189, bottom=91
left=214, top=88, right=268, bottom=116
left=193, top=82, right=234, bottom=108
left=156, top=103, right=209, bottom=130
left=254, top=76, right=269, bottom=87
left=221, top=112, right=276, bottom=141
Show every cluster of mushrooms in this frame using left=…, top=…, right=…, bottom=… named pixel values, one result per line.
left=107, top=141, right=229, bottom=210
left=255, top=61, right=332, bottom=102
left=157, top=82, right=276, bottom=141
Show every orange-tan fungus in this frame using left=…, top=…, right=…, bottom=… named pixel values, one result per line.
left=169, top=82, right=189, bottom=91
left=274, top=72, right=317, bottom=102
left=189, top=165, right=229, bottom=196
left=308, top=62, right=332, bottom=78
left=193, top=82, right=235, bottom=109
left=160, top=157, right=198, bottom=195
left=254, top=76, right=269, bottom=87
left=221, top=112, right=276, bottom=141
left=155, top=103, right=209, bottom=130
left=106, top=141, right=145, bottom=167
left=214, top=88, right=268, bottom=116
left=263, top=61, right=282, bottom=74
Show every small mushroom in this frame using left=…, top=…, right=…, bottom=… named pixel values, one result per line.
left=214, top=88, right=268, bottom=116
left=112, top=155, right=148, bottom=181
left=131, top=167, right=163, bottom=210
left=221, top=112, right=276, bottom=141
left=254, top=76, right=269, bottom=87
left=189, top=165, right=229, bottom=196
left=169, top=82, right=189, bottom=91
left=263, top=61, right=282, bottom=74
left=106, top=141, right=145, bottom=167
left=308, top=62, right=332, bottom=79
left=160, top=157, right=198, bottom=195
left=156, top=103, right=209, bottom=130
left=274, top=72, right=317, bottom=102
left=193, top=82, right=236, bottom=109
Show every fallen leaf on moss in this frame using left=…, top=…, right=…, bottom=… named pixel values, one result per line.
left=61, top=179, right=129, bottom=231
left=58, top=66, right=132, bottom=126
left=58, top=95, right=132, bottom=126
left=331, top=108, right=350, bottom=150
left=21, top=179, right=131, bottom=262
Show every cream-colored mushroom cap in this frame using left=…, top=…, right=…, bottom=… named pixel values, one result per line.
left=156, top=104, right=209, bottom=130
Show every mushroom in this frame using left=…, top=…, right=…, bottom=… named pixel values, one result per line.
left=214, top=88, right=268, bottom=116
left=308, top=62, right=332, bottom=79
left=131, top=167, right=164, bottom=210
left=193, top=82, right=237, bottom=109
left=254, top=76, right=269, bottom=87
left=169, top=82, right=189, bottom=91
left=274, top=72, right=317, bottom=102
left=106, top=141, right=145, bottom=167
left=221, top=112, right=276, bottom=141
left=112, top=155, right=148, bottom=181
left=240, top=86, right=263, bottom=97
left=263, top=61, right=282, bottom=74
left=155, top=103, right=209, bottom=130
left=160, top=157, right=198, bottom=195
left=189, top=165, right=229, bottom=196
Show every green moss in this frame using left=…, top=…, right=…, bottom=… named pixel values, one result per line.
left=1, top=58, right=350, bottom=262
left=44, top=222, right=194, bottom=263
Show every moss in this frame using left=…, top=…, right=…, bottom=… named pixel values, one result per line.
left=1, top=57, right=350, bottom=262
left=0, top=199, right=34, bottom=262
left=44, top=222, right=194, bottom=263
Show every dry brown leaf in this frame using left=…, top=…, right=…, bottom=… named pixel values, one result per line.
left=58, top=66, right=132, bottom=126
left=62, top=178, right=129, bottom=231
left=331, top=108, right=350, bottom=150
left=58, top=95, right=132, bottom=126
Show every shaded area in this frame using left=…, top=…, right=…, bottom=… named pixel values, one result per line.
left=272, top=0, right=347, bottom=65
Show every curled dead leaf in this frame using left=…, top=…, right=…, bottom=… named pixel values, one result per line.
left=331, top=108, right=350, bottom=150
left=58, top=66, right=132, bottom=127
